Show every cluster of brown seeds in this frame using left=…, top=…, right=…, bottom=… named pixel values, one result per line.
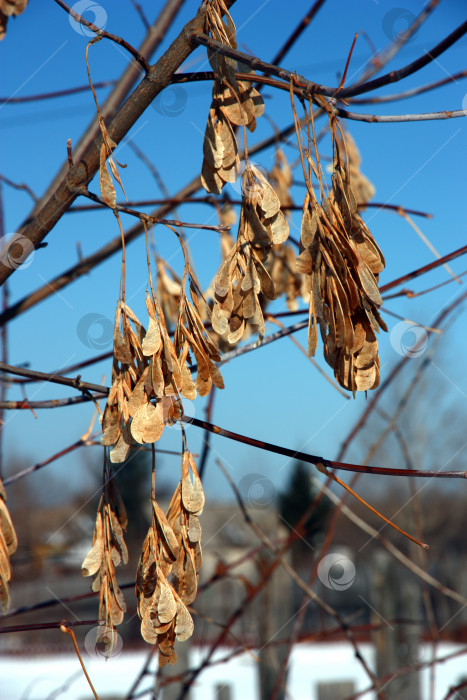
left=337, top=128, right=375, bottom=207
left=201, top=1, right=264, bottom=194
left=81, top=468, right=128, bottom=654
left=297, top=111, right=386, bottom=393
left=211, top=164, right=289, bottom=343
left=0, top=477, right=17, bottom=613
left=136, top=447, right=204, bottom=665
left=268, top=148, right=294, bottom=215
left=101, top=283, right=223, bottom=462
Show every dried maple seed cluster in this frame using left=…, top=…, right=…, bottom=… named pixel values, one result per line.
left=156, top=256, right=182, bottom=327
left=337, top=129, right=375, bottom=207
left=268, top=243, right=306, bottom=313
left=0, top=477, right=17, bottom=613
left=136, top=448, right=204, bottom=665
left=268, top=148, right=294, bottom=216
left=101, top=284, right=224, bottom=462
left=297, top=113, right=386, bottom=393
left=211, top=164, right=289, bottom=343
left=81, top=471, right=128, bottom=655
left=201, top=1, right=264, bottom=194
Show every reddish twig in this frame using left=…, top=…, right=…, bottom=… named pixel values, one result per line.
left=53, top=0, right=150, bottom=72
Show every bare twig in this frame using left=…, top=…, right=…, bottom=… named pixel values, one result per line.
left=53, top=0, right=150, bottom=72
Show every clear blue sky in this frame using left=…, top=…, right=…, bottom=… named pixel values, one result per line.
left=1, top=1, right=466, bottom=505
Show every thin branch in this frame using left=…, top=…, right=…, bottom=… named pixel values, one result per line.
left=356, top=0, right=441, bottom=84
left=74, top=188, right=230, bottom=232
left=0, top=361, right=107, bottom=395
left=382, top=270, right=467, bottom=301
left=349, top=70, right=467, bottom=104
left=380, top=244, right=467, bottom=293
left=269, top=0, right=326, bottom=66
left=53, top=0, right=150, bottom=72
left=182, top=415, right=466, bottom=480
left=171, top=69, right=467, bottom=122
left=0, top=394, right=103, bottom=409
left=128, top=0, right=150, bottom=30
left=0, top=80, right=117, bottom=105
left=68, top=196, right=433, bottom=219
left=0, top=619, right=100, bottom=634
left=190, top=21, right=467, bottom=99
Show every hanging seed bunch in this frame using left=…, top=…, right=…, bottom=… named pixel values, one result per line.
left=81, top=463, right=128, bottom=655
left=337, top=128, right=375, bottom=207
left=0, top=477, right=17, bottom=613
left=136, top=445, right=204, bottom=665
left=217, top=200, right=237, bottom=229
left=0, top=0, right=27, bottom=41
left=268, top=148, right=294, bottom=216
left=201, top=1, right=264, bottom=194
left=174, top=277, right=224, bottom=397
left=268, top=243, right=306, bottom=312
left=101, top=302, right=150, bottom=463
left=102, top=253, right=224, bottom=462
left=211, top=164, right=289, bottom=343
left=156, top=256, right=182, bottom=328
left=294, top=99, right=386, bottom=393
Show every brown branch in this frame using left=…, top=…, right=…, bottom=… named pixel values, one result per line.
left=269, top=0, right=327, bottom=66
left=171, top=68, right=467, bottom=122
left=0, top=394, right=104, bottom=410
left=350, top=70, right=467, bottom=104
left=356, top=0, right=441, bottom=84
left=0, top=79, right=117, bottom=105
left=0, top=619, right=100, bottom=634
left=68, top=196, right=433, bottom=219
left=183, top=415, right=466, bottom=480
left=190, top=21, right=467, bottom=99
left=0, top=354, right=465, bottom=479
left=0, top=174, right=38, bottom=204
left=382, top=270, right=467, bottom=301
left=380, top=244, right=467, bottom=293
left=74, top=187, right=230, bottom=231
left=0, top=361, right=107, bottom=395
left=53, top=0, right=150, bottom=72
